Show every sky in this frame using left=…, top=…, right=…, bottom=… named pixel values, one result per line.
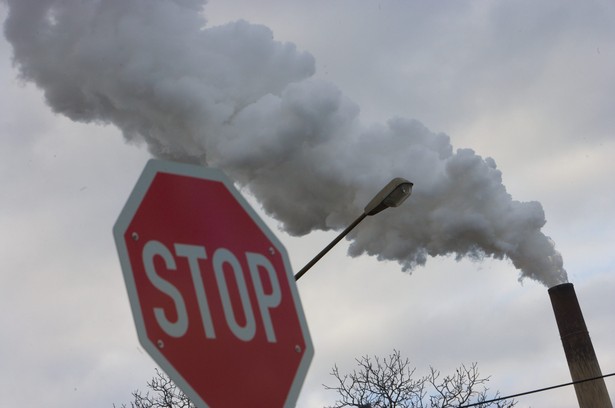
left=1, top=0, right=614, bottom=407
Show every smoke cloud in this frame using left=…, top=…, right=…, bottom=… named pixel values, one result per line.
left=3, top=0, right=567, bottom=286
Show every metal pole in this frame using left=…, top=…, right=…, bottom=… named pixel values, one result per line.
left=294, top=213, right=367, bottom=281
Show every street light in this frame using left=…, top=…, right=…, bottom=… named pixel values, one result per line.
left=294, top=178, right=413, bottom=281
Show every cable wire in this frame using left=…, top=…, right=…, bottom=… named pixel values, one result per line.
left=459, top=371, right=615, bottom=407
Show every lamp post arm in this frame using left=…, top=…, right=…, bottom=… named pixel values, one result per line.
left=294, top=212, right=367, bottom=281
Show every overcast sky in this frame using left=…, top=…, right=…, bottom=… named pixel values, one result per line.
left=1, top=1, right=614, bottom=407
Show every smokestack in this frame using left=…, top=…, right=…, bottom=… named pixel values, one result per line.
left=548, top=283, right=612, bottom=407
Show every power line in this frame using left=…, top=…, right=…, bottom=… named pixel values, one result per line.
left=459, top=371, right=615, bottom=407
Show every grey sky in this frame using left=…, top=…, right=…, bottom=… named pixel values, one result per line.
left=1, top=1, right=614, bottom=406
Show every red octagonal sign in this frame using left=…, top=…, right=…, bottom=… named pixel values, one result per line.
left=113, top=160, right=313, bottom=407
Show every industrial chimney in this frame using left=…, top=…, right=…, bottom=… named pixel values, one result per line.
left=548, top=283, right=612, bottom=407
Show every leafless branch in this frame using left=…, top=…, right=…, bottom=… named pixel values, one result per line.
left=324, top=350, right=515, bottom=408
left=114, top=369, right=195, bottom=408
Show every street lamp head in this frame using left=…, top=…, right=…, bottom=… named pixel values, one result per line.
left=364, top=177, right=413, bottom=216
left=295, top=177, right=413, bottom=281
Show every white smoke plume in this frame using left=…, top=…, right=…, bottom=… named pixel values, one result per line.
left=3, top=0, right=567, bottom=286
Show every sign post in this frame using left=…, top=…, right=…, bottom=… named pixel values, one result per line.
left=113, top=159, right=313, bottom=407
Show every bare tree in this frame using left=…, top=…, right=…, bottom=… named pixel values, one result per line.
left=324, top=350, right=515, bottom=408
left=117, top=351, right=514, bottom=408
left=115, top=368, right=195, bottom=408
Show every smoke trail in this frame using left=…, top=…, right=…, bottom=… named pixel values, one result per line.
left=3, top=0, right=567, bottom=287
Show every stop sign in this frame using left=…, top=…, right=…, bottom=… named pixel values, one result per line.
left=113, top=159, right=313, bottom=407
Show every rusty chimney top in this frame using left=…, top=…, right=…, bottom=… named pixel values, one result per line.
left=548, top=282, right=612, bottom=407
